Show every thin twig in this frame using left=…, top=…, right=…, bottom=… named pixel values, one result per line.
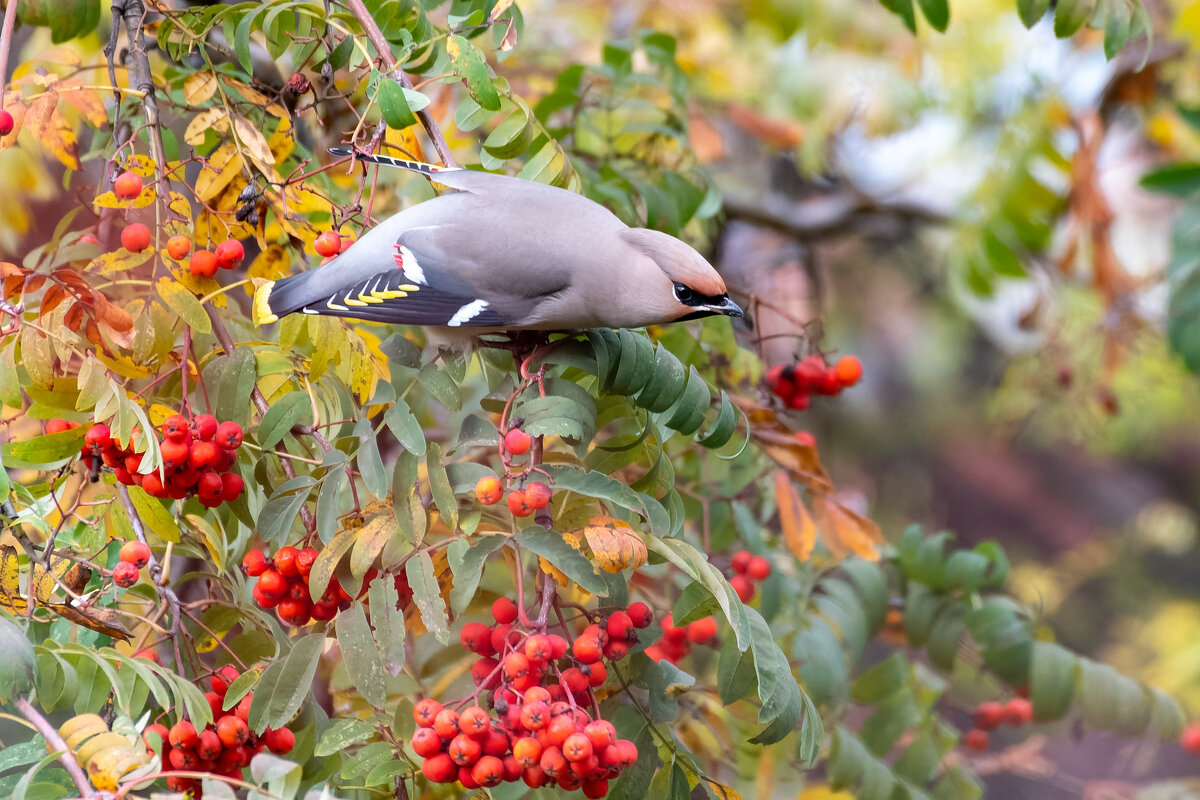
left=15, top=698, right=94, bottom=797
left=343, top=0, right=457, bottom=168
left=0, top=0, right=20, bottom=99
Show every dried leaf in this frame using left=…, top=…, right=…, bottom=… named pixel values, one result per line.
left=232, top=113, right=275, bottom=166
left=774, top=470, right=815, bottom=561
left=580, top=515, right=647, bottom=573
left=812, top=495, right=881, bottom=561
left=184, top=107, right=227, bottom=145
left=183, top=71, right=218, bottom=105
left=58, top=81, right=108, bottom=126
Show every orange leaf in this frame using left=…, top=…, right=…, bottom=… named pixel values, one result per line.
left=774, top=470, right=815, bottom=562
left=580, top=516, right=647, bottom=573
left=812, top=496, right=881, bottom=562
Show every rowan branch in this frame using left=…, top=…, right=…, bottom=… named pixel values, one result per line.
left=343, top=0, right=457, bottom=168
left=0, top=0, right=19, bottom=99
left=15, top=697, right=95, bottom=797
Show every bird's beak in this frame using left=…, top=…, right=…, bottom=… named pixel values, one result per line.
left=705, top=296, right=744, bottom=318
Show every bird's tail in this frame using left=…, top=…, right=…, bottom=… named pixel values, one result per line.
left=328, top=147, right=455, bottom=177
left=252, top=267, right=334, bottom=326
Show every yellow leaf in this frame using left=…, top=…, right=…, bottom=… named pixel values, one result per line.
left=0, top=545, right=21, bottom=610
left=580, top=515, right=647, bottom=573
left=196, top=143, right=244, bottom=202
left=268, top=114, right=295, bottom=164
left=539, top=556, right=569, bottom=587
left=774, top=470, right=815, bottom=562
left=96, top=351, right=155, bottom=380
left=119, top=154, right=160, bottom=177
left=30, top=554, right=74, bottom=605
left=58, top=81, right=108, bottom=127
left=797, top=785, right=856, bottom=800
left=222, top=77, right=272, bottom=105
left=232, top=113, right=275, bottom=166
left=93, top=188, right=158, bottom=210
left=25, top=92, right=79, bottom=169
left=246, top=243, right=291, bottom=287
left=183, top=71, right=218, bottom=105
left=58, top=714, right=110, bottom=751
left=185, top=107, right=227, bottom=145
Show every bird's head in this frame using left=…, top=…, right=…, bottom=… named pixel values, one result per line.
left=622, top=228, right=744, bottom=323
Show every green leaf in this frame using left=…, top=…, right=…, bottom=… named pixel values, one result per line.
left=426, top=443, right=458, bottom=531
left=217, top=347, right=257, bottom=429
left=0, top=427, right=87, bottom=469
left=543, top=465, right=669, bottom=536
left=519, top=526, right=607, bottom=594
left=672, top=580, right=719, bottom=627
left=383, top=397, right=425, bottom=455
left=642, top=535, right=750, bottom=650
left=377, top=76, right=419, bottom=129
left=915, top=0, right=949, bottom=31
left=406, top=551, right=450, bottom=644
left=1017, top=0, right=1050, bottom=27
left=1140, top=163, right=1200, bottom=197
left=851, top=652, right=908, bottom=704
left=264, top=634, right=324, bottom=732
left=0, top=617, right=36, bottom=703
left=447, top=535, right=508, bottom=616
left=446, top=34, right=500, bottom=111
left=744, top=605, right=811, bottom=748
left=645, top=658, right=695, bottom=720
left=880, top=0, right=916, bottom=32
left=258, top=392, right=313, bottom=449
left=1030, top=641, right=1078, bottom=721
left=1078, top=659, right=1152, bottom=735
left=309, top=527, right=357, bottom=601
left=367, top=575, right=406, bottom=676
left=315, top=718, right=376, bottom=757
left=1054, top=0, right=1097, bottom=38
left=335, top=604, right=388, bottom=708
left=156, top=277, right=212, bottom=334
left=483, top=108, right=533, bottom=160
left=127, top=486, right=181, bottom=543
left=257, top=477, right=316, bottom=545
left=354, top=417, right=387, bottom=499
left=716, top=638, right=756, bottom=705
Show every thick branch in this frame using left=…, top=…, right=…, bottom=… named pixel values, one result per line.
left=114, top=0, right=167, bottom=183
left=343, top=0, right=457, bottom=168
left=0, top=0, right=18, bottom=100
left=15, top=698, right=94, bottom=797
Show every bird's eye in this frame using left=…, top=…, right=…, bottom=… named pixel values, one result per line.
left=673, top=282, right=696, bottom=304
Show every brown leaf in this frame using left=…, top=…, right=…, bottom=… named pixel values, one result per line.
left=84, top=318, right=103, bottom=347
left=184, top=107, right=227, bottom=146
left=580, top=516, right=647, bottom=573
left=23, top=274, right=47, bottom=294
left=47, top=603, right=133, bottom=641
left=93, top=292, right=133, bottom=332
left=232, top=113, right=275, bottom=166
left=41, top=283, right=68, bottom=315
left=812, top=495, right=881, bottom=561
left=728, top=103, right=804, bottom=149
left=688, top=106, right=726, bottom=164
left=64, top=301, right=84, bottom=332
left=773, top=470, right=815, bottom=561
left=53, top=268, right=94, bottom=297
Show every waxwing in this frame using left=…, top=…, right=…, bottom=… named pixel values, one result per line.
left=252, top=150, right=743, bottom=332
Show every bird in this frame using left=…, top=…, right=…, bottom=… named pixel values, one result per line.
left=252, top=149, right=743, bottom=335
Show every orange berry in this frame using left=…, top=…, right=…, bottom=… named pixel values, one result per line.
left=189, top=249, right=218, bottom=279
left=508, top=490, right=534, bottom=517
left=475, top=476, right=503, bottom=505
left=1002, top=697, right=1033, bottom=727
left=166, top=236, right=191, bottom=259
left=119, top=540, right=151, bottom=568
left=216, top=714, right=249, bottom=747
left=113, top=171, right=143, bottom=200
left=121, top=223, right=151, bottom=253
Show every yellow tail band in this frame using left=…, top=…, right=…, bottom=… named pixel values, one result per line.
left=252, top=279, right=278, bottom=325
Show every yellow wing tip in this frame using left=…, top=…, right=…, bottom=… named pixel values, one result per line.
left=251, top=279, right=278, bottom=326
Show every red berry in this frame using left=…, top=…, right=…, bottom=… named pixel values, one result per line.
left=166, top=236, right=191, bottom=259
left=525, top=481, right=552, bottom=510
left=834, top=354, right=863, bottom=387
left=730, top=550, right=752, bottom=575
left=1181, top=723, right=1200, bottom=755
left=472, top=754, right=504, bottom=787
left=217, top=714, right=249, bottom=748
left=583, top=720, right=616, bottom=750
left=583, top=777, right=610, bottom=799
left=264, top=726, right=295, bottom=754
left=190, top=249, right=218, bottom=279
left=242, top=550, right=267, bottom=577
left=190, top=414, right=218, bottom=441
left=421, top=753, right=457, bottom=783
left=560, top=667, right=589, bottom=695
left=168, top=720, right=198, bottom=749
left=274, top=546, right=299, bottom=578
left=508, top=490, right=534, bottom=517
left=963, top=729, right=989, bottom=751
left=1002, top=697, right=1033, bottom=727
left=687, top=616, right=718, bottom=644
left=197, top=471, right=223, bottom=502
left=472, top=657, right=501, bottom=689
left=215, top=239, right=244, bottom=270
left=45, top=419, right=72, bottom=434
left=413, top=698, right=442, bottom=727
left=459, top=705, right=491, bottom=737
left=475, top=476, right=503, bottom=505
left=314, top=231, right=341, bottom=257
left=448, top=733, right=482, bottom=766
left=504, top=428, right=531, bottom=455
left=0, top=109, right=13, bottom=137
left=492, top=597, right=519, bottom=624
left=626, top=601, right=653, bottom=628
left=113, top=171, right=143, bottom=200
left=547, top=634, right=569, bottom=659
left=524, top=634, right=552, bottom=662
left=585, top=661, right=607, bottom=686
left=513, top=736, right=542, bottom=767
left=257, top=569, right=286, bottom=598
left=113, top=561, right=139, bottom=588
left=561, top=732, right=593, bottom=762
left=504, top=651, right=531, bottom=679
left=121, top=223, right=151, bottom=253
left=520, top=701, right=550, bottom=731
left=189, top=441, right=221, bottom=471
left=730, top=574, right=756, bottom=603
left=411, top=727, right=441, bottom=757
left=605, top=611, right=633, bottom=642
left=747, top=556, right=771, bottom=581
left=973, top=701, right=1005, bottom=732
left=119, top=540, right=151, bottom=568
left=161, top=414, right=189, bottom=442
left=215, top=421, right=243, bottom=450
left=433, top=708, right=460, bottom=739
left=84, top=423, right=112, bottom=450
left=211, top=664, right=240, bottom=697
left=460, top=621, right=496, bottom=657
left=221, top=472, right=244, bottom=502
left=277, top=597, right=311, bottom=626
left=253, top=582, right=280, bottom=609
left=540, top=745, right=568, bottom=777
left=236, top=693, right=253, bottom=722
left=159, top=439, right=189, bottom=470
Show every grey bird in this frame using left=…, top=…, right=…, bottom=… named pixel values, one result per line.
left=252, top=150, right=743, bottom=333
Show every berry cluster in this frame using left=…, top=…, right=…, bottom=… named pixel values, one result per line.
left=767, top=354, right=862, bottom=411
left=185, top=239, right=245, bottom=279
left=643, top=612, right=718, bottom=665
left=475, top=474, right=553, bottom=518
left=145, top=665, right=294, bottom=797
left=963, top=695, right=1033, bottom=751
left=80, top=414, right=245, bottom=507
left=242, top=546, right=338, bottom=626
left=727, top=549, right=772, bottom=603
left=112, top=541, right=152, bottom=589
left=413, top=598, right=649, bottom=795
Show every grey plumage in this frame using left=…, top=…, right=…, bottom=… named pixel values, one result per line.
left=253, top=151, right=742, bottom=332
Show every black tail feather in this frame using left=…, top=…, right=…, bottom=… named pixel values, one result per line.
left=327, top=147, right=450, bottom=176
